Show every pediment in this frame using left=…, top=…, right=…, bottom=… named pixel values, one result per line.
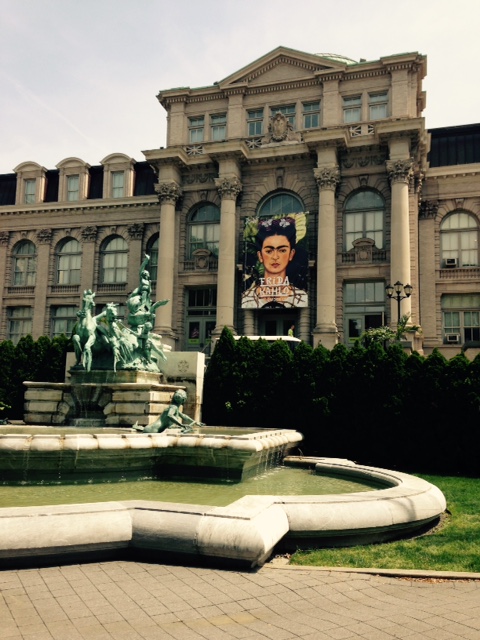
left=218, top=46, right=351, bottom=89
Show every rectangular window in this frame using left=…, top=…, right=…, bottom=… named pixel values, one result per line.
left=210, top=113, right=227, bottom=141
left=344, top=281, right=385, bottom=344
left=343, top=95, right=362, bottom=123
left=189, top=116, right=205, bottom=143
left=111, top=171, right=124, bottom=198
left=270, top=104, right=296, bottom=127
left=303, top=101, right=320, bottom=129
left=369, top=92, right=388, bottom=120
left=67, top=174, right=80, bottom=201
left=442, top=294, right=480, bottom=344
left=51, top=306, right=77, bottom=337
left=247, top=109, right=264, bottom=136
left=24, top=179, right=36, bottom=204
left=8, top=307, right=33, bottom=344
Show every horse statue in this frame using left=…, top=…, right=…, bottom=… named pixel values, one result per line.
left=72, top=289, right=98, bottom=372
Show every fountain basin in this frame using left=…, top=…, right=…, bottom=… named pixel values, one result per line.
left=0, top=457, right=446, bottom=569
left=0, top=428, right=302, bottom=483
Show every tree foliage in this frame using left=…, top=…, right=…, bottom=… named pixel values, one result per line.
left=203, top=332, right=480, bottom=475
left=0, top=334, right=69, bottom=419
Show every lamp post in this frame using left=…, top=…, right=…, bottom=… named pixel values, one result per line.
left=385, top=281, right=413, bottom=323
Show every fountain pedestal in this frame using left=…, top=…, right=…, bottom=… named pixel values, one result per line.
left=24, top=370, right=182, bottom=428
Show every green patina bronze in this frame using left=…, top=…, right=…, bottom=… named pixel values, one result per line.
left=71, top=255, right=168, bottom=373
left=133, top=388, right=205, bottom=433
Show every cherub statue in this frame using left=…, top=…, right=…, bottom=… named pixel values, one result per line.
left=133, top=389, right=204, bottom=433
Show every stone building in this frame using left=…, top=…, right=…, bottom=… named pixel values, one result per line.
left=0, top=47, right=479, bottom=357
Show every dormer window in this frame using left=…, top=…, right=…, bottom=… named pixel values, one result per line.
left=67, top=175, right=79, bottom=201
left=56, top=158, right=90, bottom=202
left=24, top=179, right=36, bottom=204
left=100, top=154, right=135, bottom=199
left=111, top=171, right=125, bottom=198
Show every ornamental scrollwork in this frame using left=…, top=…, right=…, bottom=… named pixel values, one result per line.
left=313, top=166, right=340, bottom=191
left=155, top=181, right=182, bottom=204
left=81, top=226, right=98, bottom=242
left=419, top=200, right=439, bottom=219
left=386, top=159, right=414, bottom=184
left=36, top=229, right=53, bottom=244
left=215, top=176, right=242, bottom=201
left=127, top=223, right=144, bottom=240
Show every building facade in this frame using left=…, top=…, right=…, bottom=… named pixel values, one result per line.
left=0, top=47, right=479, bottom=357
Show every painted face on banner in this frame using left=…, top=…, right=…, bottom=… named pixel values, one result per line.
left=257, top=234, right=295, bottom=279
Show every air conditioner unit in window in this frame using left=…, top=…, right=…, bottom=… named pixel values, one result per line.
left=444, top=258, right=458, bottom=268
left=445, top=334, right=461, bottom=344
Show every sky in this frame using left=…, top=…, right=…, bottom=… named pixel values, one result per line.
left=1, top=0, right=480, bottom=174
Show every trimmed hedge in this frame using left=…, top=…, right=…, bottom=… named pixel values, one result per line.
left=203, top=328, right=480, bottom=476
left=0, top=335, right=69, bottom=420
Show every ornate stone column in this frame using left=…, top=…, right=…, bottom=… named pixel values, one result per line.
left=386, top=158, right=414, bottom=324
left=154, top=181, right=182, bottom=348
left=313, top=165, right=340, bottom=349
left=212, top=176, right=242, bottom=338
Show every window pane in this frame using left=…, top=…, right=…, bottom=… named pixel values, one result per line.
left=24, top=179, right=36, bottom=204
left=111, top=172, right=124, bottom=198
left=67, top=175, right=80, bottom=201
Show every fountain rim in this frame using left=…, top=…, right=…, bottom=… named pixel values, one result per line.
left=0, top=457, right=447, bottom=569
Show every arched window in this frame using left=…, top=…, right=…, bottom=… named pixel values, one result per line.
left=100, top=236, right=128, bottom=283
left=344, top=190, right=384, bottom=250
left=146, top=234, right=159, bottom=281
left=440, top=212, right=479, bottom=267
left=12, top=240, right=37, bottom=286
left=187, top=203, right=220, bottom=258
left=257, top=192, right=303, bottom=218
left=56, top=238, right=81, bottom=284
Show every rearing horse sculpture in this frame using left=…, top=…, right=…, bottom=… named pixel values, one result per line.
left=72, top=289, right=98, bottom=372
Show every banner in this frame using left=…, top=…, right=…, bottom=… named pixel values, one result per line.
left=241, top=213, right=309, bottom=309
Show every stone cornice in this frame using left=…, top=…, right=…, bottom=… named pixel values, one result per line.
left=0, top=199, right=158, bottom=217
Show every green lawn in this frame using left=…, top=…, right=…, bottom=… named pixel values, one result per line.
left=290, top=475, right=480, bottom=573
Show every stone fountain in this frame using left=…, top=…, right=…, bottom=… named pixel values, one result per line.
left=0, top=255, right=446, bottom=568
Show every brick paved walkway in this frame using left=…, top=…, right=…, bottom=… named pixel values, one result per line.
left=1, top=561, right=480, bottom=639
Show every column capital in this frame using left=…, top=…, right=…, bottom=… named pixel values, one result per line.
left=155, top=181, right=182, bottom=204
left=215, top=176, right=242, bottom=201
left=386, top=158, right=414, bottom=184
left=313, top=166, right=340, bottom=191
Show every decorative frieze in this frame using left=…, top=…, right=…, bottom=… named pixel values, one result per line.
left=341, top=152, right=386, bottom=170
left=386, top=158, right=414, bottom=184
left=313, top=166, right=340, bottom=191
left=183, top=172, right=216, bottom=185
left=155, top=181, right=182, bottom=204
left=215, top=176, right=242, bottom=201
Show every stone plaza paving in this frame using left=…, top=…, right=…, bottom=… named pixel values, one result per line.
left=1, top=561, right=480, bottom=640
